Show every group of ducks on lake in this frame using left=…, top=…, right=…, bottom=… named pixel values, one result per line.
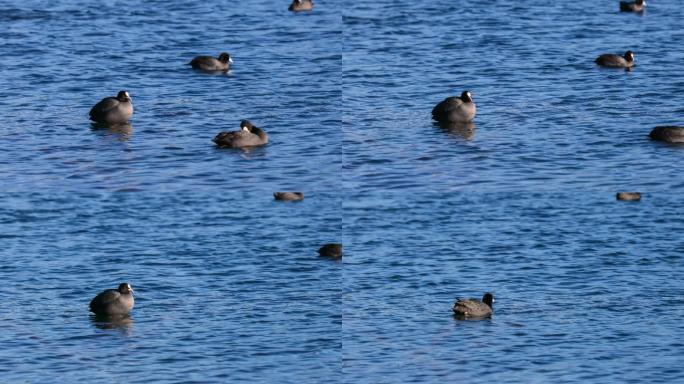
left=89, top=79, right=269, bottom=149
left=90, top=0, right=679, bottom=321
left=89, top=0, right=316, bottom=147
left=431, top=1, right=683, bottom=145
left=446, top=0, right=680, bottom=320
left=88, top=0, right=334, bottom=320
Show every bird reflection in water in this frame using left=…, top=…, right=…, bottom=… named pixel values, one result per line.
left=90, top=315, right=134, bottom=335
left=215, top=145, right=269, bottom=159
left=90, top=122, right=133, bottom=142
left=437, top=121, right=476, bottom=140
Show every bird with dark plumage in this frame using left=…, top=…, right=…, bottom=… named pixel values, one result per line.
left=274, top=192, right=304, bottom=201
left=213, top=120, right=269, bottom=148
left=595, top=51, right=635, bottom=68
left=620, top=0, right=645, bottom=12
left=89, top=91, right=133, bottom=124
left=189, top=52, right=233, bottom=72
left=453, top=293, right=494, bottom=319
left=289, top=0, right=314, bottom=12
left=318, top=243, right=342, bottom=259
left=616, top=192, right=642, bottom=201
left=649, top=126, right=684, bottom=143
left=90, top=283, right=135, bottom=317
left=432, top=91, right=477, bottom=123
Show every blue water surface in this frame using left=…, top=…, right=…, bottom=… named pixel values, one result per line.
left=343, top=0, right=684, bottom=192
left=0, top=0, right=342, bottom=383
left=2, top=0, right=684, bottom=383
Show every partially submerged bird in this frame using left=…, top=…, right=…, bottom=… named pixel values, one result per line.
left=89, top=91, right=133, bottom=124
left=189, top=52, right=233, bottom=72
left=595, top=51, right=635, bottom=68
left=432, top=91, right=477, bottom=123
left=453, top=293, right=494, bottom=319
left=649, top=126, right=684, bottom=143
left=318, top=243, right=342, bottom=260
left=274, top=192, right=304, bottom=201
left=616, top=192, right=642, bottom=201
left=89, top=282, right=135, bottom=318
left=620, top=0, right=645, bottom=12
left=289, top=0, right=314, bottom=12
left=213, top=120, right=269, bottom=148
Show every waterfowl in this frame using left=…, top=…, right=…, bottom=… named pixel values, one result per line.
left=89, top=283, right=135, bottom=317
left=189, top=52, right=233, bottom=72
left=432, top=91, right=477, bottom=123
left=318, top=243, right=342, bottom=260
left=289, top=0, right=314, bottom=12
left=274, top=192, right=304, bottom=201
left=595, top=51, right=635, bottom=68
left=616, top=192, right=642, bottom=201
left=213, top=120, right=269, bottom=148
left=89, top=91, right=133, bottom=124
left=620, top=0, right=645, bottom=12
left=453, top=293, right=493, bottom=318
left=649, top=126, right=684, bottom=143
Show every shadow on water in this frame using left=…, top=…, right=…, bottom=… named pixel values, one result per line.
left=213, top=144, right=269, bottom=159
left=90, top=122, right=133, bottom=141
left=435, top=121, right=476, bottom=141
left=452, top=313, right=492, bottom=322
left=90, top=314, right=134, bottom=335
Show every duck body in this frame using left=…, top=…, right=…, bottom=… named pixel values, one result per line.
left=213, top=120, right=268, bottom=148
left=189, top=53, right=232, bottom=72
left=318, top=243, right=342, bottom=259
left=453, top=293, right=493, bottom=319
left=432, top=91, right=476, bottom=123
left=649, top=126, right=684, bottom=143
left=616, top=192, right=642, bottom=201
left=620, top=0, right=645, bottom=12
left=274, top=192, right=304, bottom=201
left=89, top=91, right=133, bottom=124
left=595, top=51, right=634, bottom=68
left=90, top=283, right=134, bottom=317
left=289, top=0, right=314, bottom=11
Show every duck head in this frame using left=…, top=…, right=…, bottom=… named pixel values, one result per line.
left=482, top=292, right=494, bottom=308
left=240, top=120, right=255, bottom=132
left=624, top=51, right=635, bottom=62
left=118, top=282, right=134, bottom=295
left=116, top=91, right=131, bottom=102
left=218, top=52, right=233, bottom=64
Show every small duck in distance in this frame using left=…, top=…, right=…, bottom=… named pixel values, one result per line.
left=189, top=52, right=233, bottom=72
left=289, top=0, right=314, bottom=12
left=274, top=192, right=304, bottom=201
left=89, top=282, right=135, bottom=318
left=89, top=91, right=133, bottom=124
left=432, top=91, right=477, bottom=123
left=649, top=126, right=684, bottom=143
left=213, top=120, right=269, bottom=148
left=595, top=50, right=635, bottom=69
left=453, top=292, right=494, bottom=319
left=620, top=0, right=645, bottom=12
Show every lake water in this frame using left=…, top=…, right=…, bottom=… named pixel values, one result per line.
left=1, top=0, right=683, bottom=383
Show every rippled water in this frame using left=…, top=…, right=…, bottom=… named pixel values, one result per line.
left=0, top=192, right=341, bottom=382
left=344, top=192, right=684, bottom=382
left=1, top=0, right=342, bottom=382
left=2, top=0, right=684, bottom=383
left=0, top=0, right=341, bottom=192
left=344, top=0, right=684, bottom=192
